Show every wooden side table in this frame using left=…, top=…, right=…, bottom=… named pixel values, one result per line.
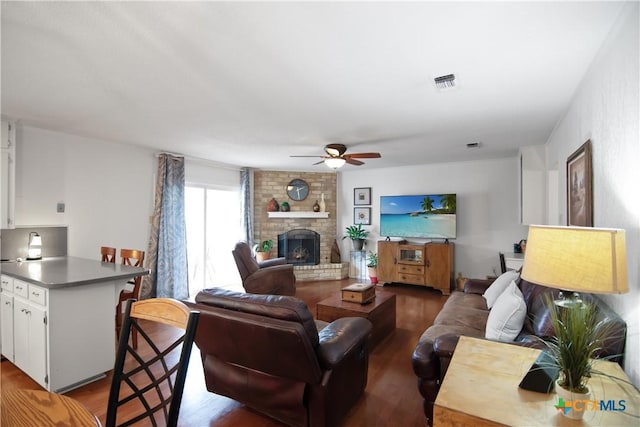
left=316, top=290, right=396, bottom=348
left=1, top=389, right=101, bottom=426
left=435, top=336, right=640, bottom=426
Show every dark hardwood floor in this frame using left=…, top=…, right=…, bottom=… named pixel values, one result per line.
left=0, top=279, right=447, bottom=426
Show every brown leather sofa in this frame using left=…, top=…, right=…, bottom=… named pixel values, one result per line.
left=232, top=241, right=296, bottom=295
left=411, top=277, right=627, bottom=426
left=189, top=288, right=372, bottom=427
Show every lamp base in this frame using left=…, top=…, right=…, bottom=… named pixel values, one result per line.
left=554, top=291, right=585, bottom=309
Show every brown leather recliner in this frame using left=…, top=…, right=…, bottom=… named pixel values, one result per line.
left=232, top=241, right=296, bottom=295
left=189, top=288, right=372, bottom=427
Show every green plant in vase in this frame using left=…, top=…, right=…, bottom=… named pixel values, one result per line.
left=254, top=239, right=273, bottom=262
left=366, top=251, right=379, bottom=285
left=541, top=295, right=622, bottom=420
left=342, top=224, right=369, bottom=251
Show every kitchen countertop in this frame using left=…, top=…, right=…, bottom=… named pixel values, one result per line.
left=0, top=256, right=149, bottom=289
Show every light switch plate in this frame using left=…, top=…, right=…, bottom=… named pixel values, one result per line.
left=57, top=202, right=65, bottom=213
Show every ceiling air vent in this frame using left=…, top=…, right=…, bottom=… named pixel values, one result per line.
left=434, top=74, right=456, bottom=90
left=466, top=142, right=481, bottom=149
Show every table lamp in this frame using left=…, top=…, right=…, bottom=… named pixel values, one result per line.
left=518, top=225, right=628, bottom=393
left=27, top=232, right=43, bottom=260
left=521, top=225, right=628, bottom=306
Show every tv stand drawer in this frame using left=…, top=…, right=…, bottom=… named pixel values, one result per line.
left=397, top=264, right=425, bottom=275
left=397, top=273, right=425, bottom=285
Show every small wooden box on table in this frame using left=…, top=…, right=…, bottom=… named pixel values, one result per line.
left=316, top=290, right=396, bottom=348
left=341, top=282, right=376, bottom=304
left=435, top=336, right=640, bottom=427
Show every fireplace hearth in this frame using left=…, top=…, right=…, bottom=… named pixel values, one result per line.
left=278, top=229, right=320, bottom=265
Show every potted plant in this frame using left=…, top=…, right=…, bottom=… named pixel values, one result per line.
left=542, top=296, right=618, bottom=420
left=342, top=224, right=369, bottom=251
left=366, top=251, right=378, bottom=285
left=254, top=239, right=273, bottom=262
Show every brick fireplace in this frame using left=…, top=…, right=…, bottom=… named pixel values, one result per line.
left=253, top=170, right=348, bottom=281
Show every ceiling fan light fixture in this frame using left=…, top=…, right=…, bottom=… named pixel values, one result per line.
left=324, top=157, right=346, bottom=169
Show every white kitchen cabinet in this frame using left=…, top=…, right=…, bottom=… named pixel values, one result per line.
left=1, top=258, right=147, bottom=392
left=519, top=145, right=546, bottom=225
left=0, top=119, right=12, bottom=149
left=1, top=292, right=14, bottom=362
left=14, top=295, right=48, bottom=387
left=1, top=276, right=49, bottom=389
left=1, top=119, right=16, bottom=229
left=0, top=275, right=14, bottom=359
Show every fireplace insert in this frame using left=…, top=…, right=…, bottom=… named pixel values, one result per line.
left=277, top=229, right=320, bottom=265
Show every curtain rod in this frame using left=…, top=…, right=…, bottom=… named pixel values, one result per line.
left=156, top=151, right=242, bottom=171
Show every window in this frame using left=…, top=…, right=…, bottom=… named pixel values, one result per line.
left=185, top=186, right=243, bottom=295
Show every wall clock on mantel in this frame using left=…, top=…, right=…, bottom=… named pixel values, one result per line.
left=287, top=179, right=309, bottom=201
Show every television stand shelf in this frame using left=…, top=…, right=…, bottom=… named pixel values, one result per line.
left=377, top=240, right=454, bottom=295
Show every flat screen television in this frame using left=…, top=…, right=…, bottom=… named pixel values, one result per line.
left=380, top=194, right=457, bottom=239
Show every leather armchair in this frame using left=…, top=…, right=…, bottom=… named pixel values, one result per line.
left=232, top=241, right=296, bottom=295
left=189, top=288, right=372, bottom=427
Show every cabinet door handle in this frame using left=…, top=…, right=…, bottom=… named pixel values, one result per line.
left=31, top=291, right=40, bottom=297
left=4, top=301, right=10, bottom=306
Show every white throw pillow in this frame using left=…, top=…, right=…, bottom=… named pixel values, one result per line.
left=483, top=270, right=520, bottom=309
left=485, top=280, right=527, bottom=342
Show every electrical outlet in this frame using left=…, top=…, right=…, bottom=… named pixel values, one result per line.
left=57, top=202, right=65, bottom=213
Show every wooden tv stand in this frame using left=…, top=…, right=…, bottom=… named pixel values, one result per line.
left=377, top=240, right=454, bottom=295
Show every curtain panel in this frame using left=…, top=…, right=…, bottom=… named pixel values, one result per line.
left=142, top=153, right=189, bottom=299
left=240, top=167, right=253, bottom=243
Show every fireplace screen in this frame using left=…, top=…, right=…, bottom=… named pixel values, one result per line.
left=278, top=229, right=320, bottom=265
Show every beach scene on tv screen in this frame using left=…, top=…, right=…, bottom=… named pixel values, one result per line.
left=380, top=194, right=456, bottom=239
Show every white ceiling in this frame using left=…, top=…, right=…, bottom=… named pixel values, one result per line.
left=0, top=1, right=626, bottom=171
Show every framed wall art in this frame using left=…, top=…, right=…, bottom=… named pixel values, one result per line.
left=354, top=187, right=371, bottom=205
left=354, top=207, right=371, bottom=225
left=566, top=140, right=593, bottom=227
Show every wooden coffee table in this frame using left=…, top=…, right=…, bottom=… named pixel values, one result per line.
left=435, top=336, right=640, bottom=426
left=316, top=289, right=396, bottom=348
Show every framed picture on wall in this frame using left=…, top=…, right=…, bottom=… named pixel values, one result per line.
left=354, top=207, right=371, bottom=225
left=566, top=140, right=593, bottom=227
left=354, top=187, right=371, bottom=205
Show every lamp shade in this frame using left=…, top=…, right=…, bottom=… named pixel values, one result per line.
left=521, top=225, right=628, bottom=294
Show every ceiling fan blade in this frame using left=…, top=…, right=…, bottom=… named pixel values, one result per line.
left=344, top=152, right=381, bottom=159
left=290, top=155, right=323, bottom=158
left=312, top=160, right=325, bottom=165
left=345, top=157, right=364, bottom=166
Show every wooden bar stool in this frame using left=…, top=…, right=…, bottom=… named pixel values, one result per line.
left=100, top=246, right=116, bottom=263
left=115, top=249, right=145, bottom=348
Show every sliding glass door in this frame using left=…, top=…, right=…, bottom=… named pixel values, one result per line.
left=185, top=186, right=243, bottom=295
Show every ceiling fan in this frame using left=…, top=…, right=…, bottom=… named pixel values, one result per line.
left=291, top=144, right=382, bottom=169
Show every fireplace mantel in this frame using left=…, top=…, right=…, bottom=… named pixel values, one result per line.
left=268, top=212, right=329, bottom=219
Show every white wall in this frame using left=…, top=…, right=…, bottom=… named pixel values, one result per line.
left=545, top=2, right=639, bottom=386
left=15, top=125, right=155, bottom=257
left=338, top=157, right=528, bottom=279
